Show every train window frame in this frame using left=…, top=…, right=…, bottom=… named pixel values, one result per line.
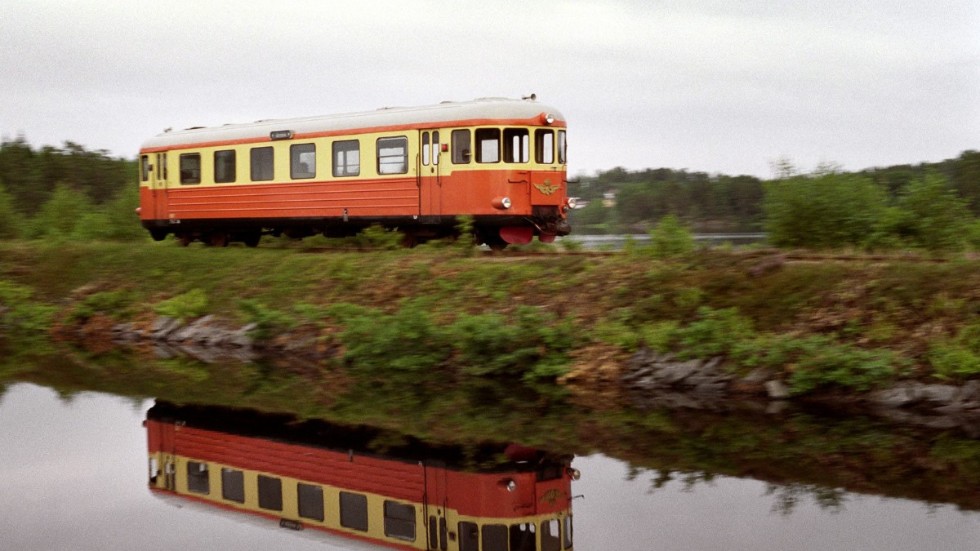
left=297, top=483, right=324, bottom=522
left=542, top=519, right=561, bottom=551
left=503, top=128, right=530, bottom=163
left=564, top=515, right=573, bottom=549
left=214, top=150, right=236, bottom=183
left=558, top=130, right=567, bottom=164
left=290, top=143, right=316, bottom=179
left=332, top=140, right=360, bottom=177
left=257, top=475, right=283, bottom=511
left=452, top=129, right=470, bottom=164
left=510, top=523, right=537, bottom=551
left=475, top=128, right=500, bottom=163
left=221, top=468, right=245, bottom=503
left=340, top=491, right=369, bottom=532
left=482, top=524, right=508, bottom=551
left=179, top=153, right=201, bottom=185
left=422, top=132, right=430, bottom=166
left=377, top=136, right=408, bottom=175
left=535, top=129, right=555, bottom=164
left=186, top=461, right=209, bottom=494
left=458, top=521, right=479, bottom=551
left=140, top=155, right=150, bottom=182
left=433, top=130, right=440, bottom=165
left=383, top=500, right=416, bottom=541
left=250, top=146, right=275, bottom=182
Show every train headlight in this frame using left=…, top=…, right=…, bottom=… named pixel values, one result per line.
left=543, top=113, right=556, bottom=125
left=492, top=196, right=512, bottom=210
left=566, top=197, right=577, bottom=209
left=498, top=478, right=518, bottom=492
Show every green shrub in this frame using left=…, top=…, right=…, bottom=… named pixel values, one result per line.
left=928, top=343, right=980, bottom=378
left=0, top=280, right=56, bottom=333
left=787, top=344, right=905, bottom=394
left=69, top=289, right=136, bottom=321
left=154, top=289, right=208, bottom=321
left=646, top=214, right=695, bottom=259
left=330, top=301, right=451, bottom=372
left=238, top=300, right=296, bottom=340
left=450, top=307, right=574, bottom=381
left=673, top=307, right=754, bottom=359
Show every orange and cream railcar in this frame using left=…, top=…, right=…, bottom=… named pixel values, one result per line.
left=145, top=403, right=576, bottom=550
left=138, top=97, right=571, bottom=249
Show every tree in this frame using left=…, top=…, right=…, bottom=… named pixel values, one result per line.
left=764, top=170, right=888, bottom=249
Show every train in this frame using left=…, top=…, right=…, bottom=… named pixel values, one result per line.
left=145, top=402, right=577, bottom=550
left=138, top=97, right=572, bottom=249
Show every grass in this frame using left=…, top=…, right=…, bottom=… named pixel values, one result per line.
left=3, top=240, right=980, bottom=390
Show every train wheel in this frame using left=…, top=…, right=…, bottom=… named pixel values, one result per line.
left=242, top=233, right=261, bottom=248
left=208, top=233, right=229, bottom=247
left=485, top=236, right=508, bottom=251
left=177, top=234, right=192, bottom=247
left=149, top=229, right=167, bottom=242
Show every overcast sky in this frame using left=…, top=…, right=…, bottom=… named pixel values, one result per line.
left=2, top=0, right=978, bottom=178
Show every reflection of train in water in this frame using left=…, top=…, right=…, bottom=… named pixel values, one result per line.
left=145, top=402, right=576, bottom=550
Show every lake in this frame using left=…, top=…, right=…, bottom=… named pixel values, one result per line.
left=2, top=380, right=979, bottom=550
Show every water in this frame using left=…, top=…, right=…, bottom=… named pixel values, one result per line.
left=2, top=381, right=979, bottom=550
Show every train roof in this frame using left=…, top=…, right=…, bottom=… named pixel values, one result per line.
left=141, top=97, right=565, bottom=151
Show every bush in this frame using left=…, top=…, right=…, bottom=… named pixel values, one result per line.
left=0, top=280, right=56, bottom=333
left=764, top=171, right=887, bottom=249
left=673, top=307, right=754, bottom=359
left=646, top=214, right=695, bottom=259
left=450, top=307, right=574, bottom=381
left=154, top=289, right=208, bottom=321
left=330, top=301, right=451, bottom=372
left=0, top=182, right=24, bottom=239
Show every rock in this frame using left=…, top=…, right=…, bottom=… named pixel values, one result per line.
left=870, top=384, right=918, bottom=408
left=918, top=384, right=958, bottom=405
left=658, top=360, right=701, bottom=384
left=765, top=380, right=790, bottom=400
left=151, top=317, right=182, bottom=339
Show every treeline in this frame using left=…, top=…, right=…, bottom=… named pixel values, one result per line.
left=0, top=137, right=142, bottom=240
left=570, top=150, right=980, bottom=250
left=2, top=136, right=979, bottom=251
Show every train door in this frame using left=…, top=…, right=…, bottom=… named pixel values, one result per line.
left=424, top=461, right=449, bottom=550
left=147, top=421, right=177, bottom=491
left=419, top=130, right=442, bottom=219
left=148, top=151, right=169, bottom=221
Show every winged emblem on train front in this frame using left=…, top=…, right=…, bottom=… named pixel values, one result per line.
left=534, top=180, right=561, bottom=196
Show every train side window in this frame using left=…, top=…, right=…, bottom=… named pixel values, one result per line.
left=333, top=140, right=360, bottom=177
left=542, top=519, right=561, bottom=551
left=221, top=468, right=245, bottom=503
left=503, top=128, right=529, bottom=163
left=475, top=128, right=500, bottom=163
left=383, top=500, right=416, bottom=541
left=298, top=483, right=324, bottom=521
left=558, top=130, right=567, bottom=164
left=422, top=132, right=430, bottom=166
left=378, top=137, right=408, bottom=175
left=340, top=492, right=368, bottom=532
left=214, top=150, right=236, bottom=183
left=186, top=461, right=209, bottom=494
left=510, top=523, right=536, bottom=551
left=250, top=147, right=274, bottom=181
left=162, top=152, right=168, bottom=180
left=452, top=129, right=470, bottom=164
left=140, top=155, right=150, bottom=181
left=290, top=143, right=316, bottom=179
left=258, top=475, right=283, bottom=511
left=458, top=522, right=479, bottom=551
left=535, top=129, right=554, bottom=164
left=433, top=131, right=440, bottom=165
left=179, top=153, right=201, bottom=185
left=564, top=515, right=573, bottom=549
left=482, top=524, right=507, bottom=551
